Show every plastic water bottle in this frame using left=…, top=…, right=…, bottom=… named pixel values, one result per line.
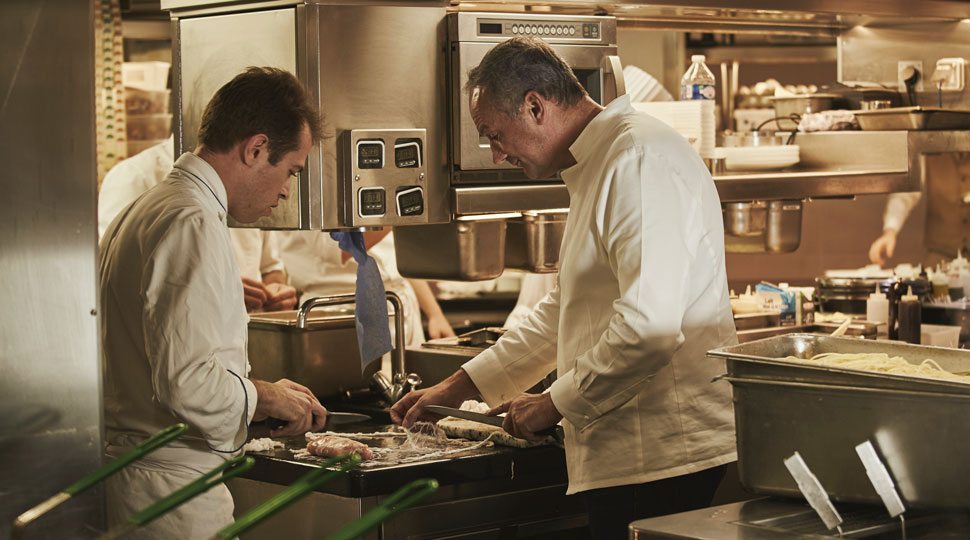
left=680, top=54, right=716, bottom=100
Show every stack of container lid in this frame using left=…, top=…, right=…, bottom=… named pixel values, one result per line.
left=122, top=61, right=171, bottom=157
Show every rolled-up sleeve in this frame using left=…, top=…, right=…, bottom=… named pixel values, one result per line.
left=142, top=213, right=254, bottom=451
left=462, top=286, right=561, bottom=406
left=549, top=149, right=695, bottom=431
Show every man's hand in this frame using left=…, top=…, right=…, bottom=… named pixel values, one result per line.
left=390, top=369, right=479, bottom=428
left=252, top=378, right=328, bottom=437
left=264, top=282, right=298, bottom=311
left=869, top=229, right=898, bottom=266
left=427, top=314, right=456, bottom=340
left=487, top=393, right=562, bottom=442
left=242, top=277, right=269, bottom=312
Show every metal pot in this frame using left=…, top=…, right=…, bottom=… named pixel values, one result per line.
left=723, top=202, right=767, bottom=237
left=505, top=210, right=568, bottom=273
left=769, top=94, right=836, bottom=129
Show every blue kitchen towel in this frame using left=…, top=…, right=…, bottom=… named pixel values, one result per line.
left=330, top=231, right=392, bottom=372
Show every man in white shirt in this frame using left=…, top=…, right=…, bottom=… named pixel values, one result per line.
left=100, top=67, right=327, bottom=539
left=99, top=136, right=297, bottom=312
left=869, top=153, right=970, bottom=267
left=391, top=37, right=737, bottom=538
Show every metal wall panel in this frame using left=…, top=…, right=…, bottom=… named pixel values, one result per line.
left=840, top=21, right=970, bottom=109
left=0, top=0, right=103, bottom=537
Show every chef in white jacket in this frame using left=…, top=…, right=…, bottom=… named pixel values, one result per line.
left=100, top=67, right=327, bottom=539
left=391, top=38, right=737, bottom=538
left=869, top=153, right=970, bottom=267
left=99, top=136, right=297, bottom=312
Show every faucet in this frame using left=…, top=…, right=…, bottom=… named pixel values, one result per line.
left=296, top=291, right=419, bottom=403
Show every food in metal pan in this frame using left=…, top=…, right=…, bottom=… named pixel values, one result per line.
left=783, top=352, right=970, bottom=383
left=306, top=434, right=375, bottom=461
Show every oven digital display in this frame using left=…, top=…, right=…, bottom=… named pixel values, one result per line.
left=357, top=140, right=384, bottom=169
left=479, top=22, right=503, bottom=35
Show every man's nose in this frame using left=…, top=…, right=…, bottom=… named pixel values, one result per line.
left=279, top=182, right=290, bottom=200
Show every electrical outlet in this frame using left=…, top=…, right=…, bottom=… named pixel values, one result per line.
left=897, top=60, right=924, bottom=92
left=934, top=57, right=966, bottom=91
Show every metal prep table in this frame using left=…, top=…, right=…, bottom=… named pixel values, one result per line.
left=229, top=424, right=588, bottom=539
left=629, top=497, right=970, bottom=539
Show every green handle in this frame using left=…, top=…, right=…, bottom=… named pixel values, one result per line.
left=129, top=455, right=254, bottom=527
left=327, top=479, right=439, bottom=540
left=214, top=453, right=361, bottom=540
left=65, top=423, right=188, bottom=497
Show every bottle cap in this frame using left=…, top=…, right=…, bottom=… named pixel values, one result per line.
left=869, top=284, right=886, bottom=300
left=691, top=54, right=706, bottom=63
left=901, top=286, right=919, bottom=302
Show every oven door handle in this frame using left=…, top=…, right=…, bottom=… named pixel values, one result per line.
left=601, top=54, right=627, bottom=104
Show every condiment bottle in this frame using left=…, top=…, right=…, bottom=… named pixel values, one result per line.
left=932, top=265, right=949, bottom=300
left=897, top=286, right=922, bottom=345
left=866, top=284, right=889, bottom=326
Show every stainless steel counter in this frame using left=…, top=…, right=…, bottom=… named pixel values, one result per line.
left=629, top=497, right=970, bottom=539
left=231, top=425, right=587, bottom=539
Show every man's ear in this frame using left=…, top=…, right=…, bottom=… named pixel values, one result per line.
left=522, top=91, right=546, bottom=125
left=241, top=133, right=270, bottom=166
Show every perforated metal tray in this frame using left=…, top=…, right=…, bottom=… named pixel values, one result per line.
left=855, top=106, right=970, bottom=130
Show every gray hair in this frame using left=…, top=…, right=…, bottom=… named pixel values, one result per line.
left=465, top=37, right=588, bottom=117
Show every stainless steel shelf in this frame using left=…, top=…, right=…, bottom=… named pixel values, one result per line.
left=714, top=168, right=911, bottom=202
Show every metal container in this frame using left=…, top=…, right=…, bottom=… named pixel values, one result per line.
left=723, top=201, right=767, bottom=237
left=855, top=106, right=970, bottom=131
left=769, top=94, right=837, bottom=129
left=504, top=210, right=568, bottom=273
left=394, top=216, right=509, bottom=280
left=248, top=306, right=384, bottom=399
left=720, top=132, right=784, bottom=147
left=710, top=334, right=970, bottom=509
left=764, top=199, right=802, bottom=253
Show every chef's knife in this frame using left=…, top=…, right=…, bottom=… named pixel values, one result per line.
left=267, top=411, right=370, bottom=431
left=425, top=405, right=565, bottom=447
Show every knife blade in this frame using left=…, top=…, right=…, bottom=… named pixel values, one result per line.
left=425, top=405, right=565, bottom=447
left=267, top=411, right=371, bottom=431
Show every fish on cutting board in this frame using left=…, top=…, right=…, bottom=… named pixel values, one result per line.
left=307, top=435, right=375, bottom=461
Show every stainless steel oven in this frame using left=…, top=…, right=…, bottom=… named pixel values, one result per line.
left=448, top=12, right=624, bottom=182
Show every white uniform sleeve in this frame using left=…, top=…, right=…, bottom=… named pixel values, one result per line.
left=883, top=192, right=921, bottom=233
left=549, top=149, right=692, bottom=431
left=98, top=161, right=151, bottom=240
left=461, top=286, right=561, bottom=406
left=142, top=213, right=254, bottom=451
left=259, top=231, right=286, bottom=276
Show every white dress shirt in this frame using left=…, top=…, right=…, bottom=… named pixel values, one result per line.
left=98, top=136, right=283, bottom=282
left=883, top=192, right=921, bottom=233
left=277, top=231, right=425, bottom=346
left=100, top=152, right=258, bottom=465
left=463, top=96, right=738, bottom=494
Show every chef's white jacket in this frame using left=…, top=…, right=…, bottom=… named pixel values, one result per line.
left=98, top=136, right=284, bottom=282
left=277, top=231, right=425, bottom=346
left=100, top=152, right=257, bottom=465
left=463, top=96, right=738, bottom=494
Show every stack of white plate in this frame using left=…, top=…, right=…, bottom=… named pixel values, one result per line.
left=632, top=100, right=716, bottom=158
left=623, top=65, right=674, bottom=103
left=722, top=145, right=800, bottom=171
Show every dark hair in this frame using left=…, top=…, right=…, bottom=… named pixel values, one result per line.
left=198, top=67, right=323, bottom=164
left=465, top=37, right=588, bottom=117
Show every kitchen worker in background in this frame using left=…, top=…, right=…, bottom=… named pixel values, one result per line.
left=391, top=37, right=737, bottom=539
left=99, top=67, right=327, bottom=539
left=99, top=135, right=297, bottom=312
left=869, top=153, right=970, bottom=267
left=278, top=228, right=455, bottom=345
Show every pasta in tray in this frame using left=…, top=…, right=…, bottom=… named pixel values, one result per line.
left=783, top=352, right=970, bottom=384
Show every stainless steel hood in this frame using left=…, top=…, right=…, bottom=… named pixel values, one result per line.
left=167, top=1, right=451, bottom=230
